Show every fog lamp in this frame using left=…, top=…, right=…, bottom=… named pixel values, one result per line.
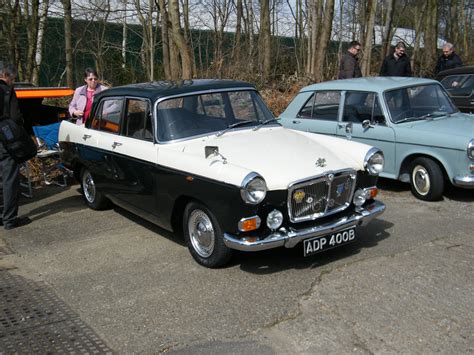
left=353, top=189, right=368, bottom=207
left=267, top=209, right=283, bottom=231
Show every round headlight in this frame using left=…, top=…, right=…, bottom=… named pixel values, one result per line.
left=468, top=139, right=474, bottom=160
left=267, top=209, right=283, bottom=231
left=240, top=173, right=267, bottom=204
left=364, top=148, right=384, bottom=176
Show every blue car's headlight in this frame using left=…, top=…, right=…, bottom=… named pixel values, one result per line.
left=364, top=148, right=384, bottom=176
left=468, top=139, right=474, bottom=160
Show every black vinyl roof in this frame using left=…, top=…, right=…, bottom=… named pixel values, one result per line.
left=96, top=79, right=256, bottom=101
left=436, top=65, right=474, bottom=79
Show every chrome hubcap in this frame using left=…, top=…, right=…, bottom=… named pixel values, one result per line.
left=413, top=165, right=430, bottom=195
left=82, top=171, right=96, bottom=203
left=188, top=209, right=215, bottom=258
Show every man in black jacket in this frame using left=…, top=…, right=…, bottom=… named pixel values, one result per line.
left=435, top=42, right=463, bottom=74
left=380, top=42, right=412, bottom=77
left=0, top=62, right=31, bottom=230
left=338, top=41, right=362, bottom=79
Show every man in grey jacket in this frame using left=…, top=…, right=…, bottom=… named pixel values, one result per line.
left=338, top=41, right=362, bottom=79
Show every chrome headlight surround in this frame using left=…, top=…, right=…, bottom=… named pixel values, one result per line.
left=468, top=139, right=474, bottom=160
left=240, top=172, right=267, bottom=204
left=364, top=147, right=384, bottom=176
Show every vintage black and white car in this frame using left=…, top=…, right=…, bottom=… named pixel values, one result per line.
left=59, top=80, right=386, bottom=267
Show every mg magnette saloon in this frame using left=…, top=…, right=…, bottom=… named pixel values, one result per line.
left=59, top=80, right=385, bottom=267
left=280, top=77, right=474, bottom=201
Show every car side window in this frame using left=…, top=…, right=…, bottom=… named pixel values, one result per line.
left=90, top=98, right=124, bottom=134
left=124, top=99, right=153, bottom=142
left=441, top=74, right=474, bottom=97
left=343, top=92, right=385, bottom=125
left=297, top=91, right=341, bottom=121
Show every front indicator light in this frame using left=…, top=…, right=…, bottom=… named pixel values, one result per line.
left=238, top=216, right=261, bottom=232
left=266, top=209, right=283, bottom=231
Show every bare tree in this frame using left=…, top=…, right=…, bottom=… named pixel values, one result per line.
left=260, top=0, right=271, bottom=80
left=380, top=0, right=395, bottom=61
left=422, top=0, right=438, bottom=77
left=313, top=0, right=334, bottom=82
left=32, top=0, right=49, bottom=85
left=169, top=0, right=193, bottom=78
left=61, top=0, right=74, bottom=87
left=360, top=0, right=376, bottom=76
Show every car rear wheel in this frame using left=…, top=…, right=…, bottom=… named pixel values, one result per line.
left=409, top=158, right=444, bottom=201
left=183, top=202, right=232, bottom=268
left=81, top=168, right=111, bottom=210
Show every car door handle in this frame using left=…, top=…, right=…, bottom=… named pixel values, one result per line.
left=82, top=134, right=91, bottom=140
left=112, top=142, right=122, bottom=149
left=292, top=120, right=301, bottom=124
left=338, top=123, right=345, bottom=128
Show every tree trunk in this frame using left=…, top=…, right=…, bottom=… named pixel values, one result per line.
left=158, top=0, right=171, bottom=79
left=25, top=0, right=39, bottom=82
left=121, top=0, right=127, bottom=69
left=380, top=0, right=395, bottom=61
left=61, top=0, right=74, bottom=87
left=361, top=0, right=376, bottom=76
left=169, top=0, right=193, bottom=78
left=422, top=0, right=438, bottom=78
left=259, top=0, right=271, bottom=80
left=32, top=0, right=49, bottom=85
left=232, top=0, right=243, bottom=63
left=313, top=0, right=334, bottom=82
left=411, top=2, right=426, bottom=76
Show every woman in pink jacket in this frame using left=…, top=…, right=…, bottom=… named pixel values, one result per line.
left=68, top=68, right=107, bottom=125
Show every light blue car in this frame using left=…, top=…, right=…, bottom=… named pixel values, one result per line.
left=280, top=77, right=474, bottom=201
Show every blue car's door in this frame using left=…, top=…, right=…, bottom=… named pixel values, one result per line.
left=336, top=91, right=397, bottom=177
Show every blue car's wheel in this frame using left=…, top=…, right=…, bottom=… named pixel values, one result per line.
left=410, top=158, right=444, bottom=201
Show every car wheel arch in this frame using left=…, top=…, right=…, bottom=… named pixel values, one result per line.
left=399, top=154, right=449, bottom=183
left=171, top=196, right=211, bottom=235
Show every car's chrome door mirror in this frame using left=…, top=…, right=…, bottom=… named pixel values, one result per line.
left=362, top=120, right=374, bottom=129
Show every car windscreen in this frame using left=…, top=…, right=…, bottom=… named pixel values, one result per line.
left=384, top=84, right=458, bottom=124
left=156, top=90, right=275, bottom=141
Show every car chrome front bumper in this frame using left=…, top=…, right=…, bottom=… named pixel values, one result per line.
left=453, top=175, right=474, bottom=188
left=223, top=200, right=385, bottom=252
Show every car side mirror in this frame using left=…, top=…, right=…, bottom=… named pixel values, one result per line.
left=362, top=120, right=373, bottom=129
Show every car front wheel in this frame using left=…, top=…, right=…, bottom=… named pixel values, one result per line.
left=409, top=157, right=444, bottom=201
left=183, top=202, right=232, bottom=268
left=80, top=168, right=111, bottom=210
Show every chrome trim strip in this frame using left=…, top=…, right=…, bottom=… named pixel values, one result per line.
left=224, top=200, right=386, bottom=251
left=453, top=175, right=474, bottom=188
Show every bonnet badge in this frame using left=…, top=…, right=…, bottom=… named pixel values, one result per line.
left=315, top=158, right=327, bottom=167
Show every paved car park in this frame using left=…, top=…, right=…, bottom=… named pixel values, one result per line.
left=0, top=181, right=473, bottom=353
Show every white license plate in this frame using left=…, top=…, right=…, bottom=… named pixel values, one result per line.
left=303, top=227, right=356, bottom=257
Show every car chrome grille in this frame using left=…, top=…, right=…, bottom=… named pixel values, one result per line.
left=288, top=170, right=357, bottom=223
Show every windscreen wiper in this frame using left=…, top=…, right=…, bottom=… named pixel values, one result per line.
left=396, top=113, right=445, bottom=124
left=253, top=118, right=280, bottom=131
left=216, top=120, right=255, bottom=137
